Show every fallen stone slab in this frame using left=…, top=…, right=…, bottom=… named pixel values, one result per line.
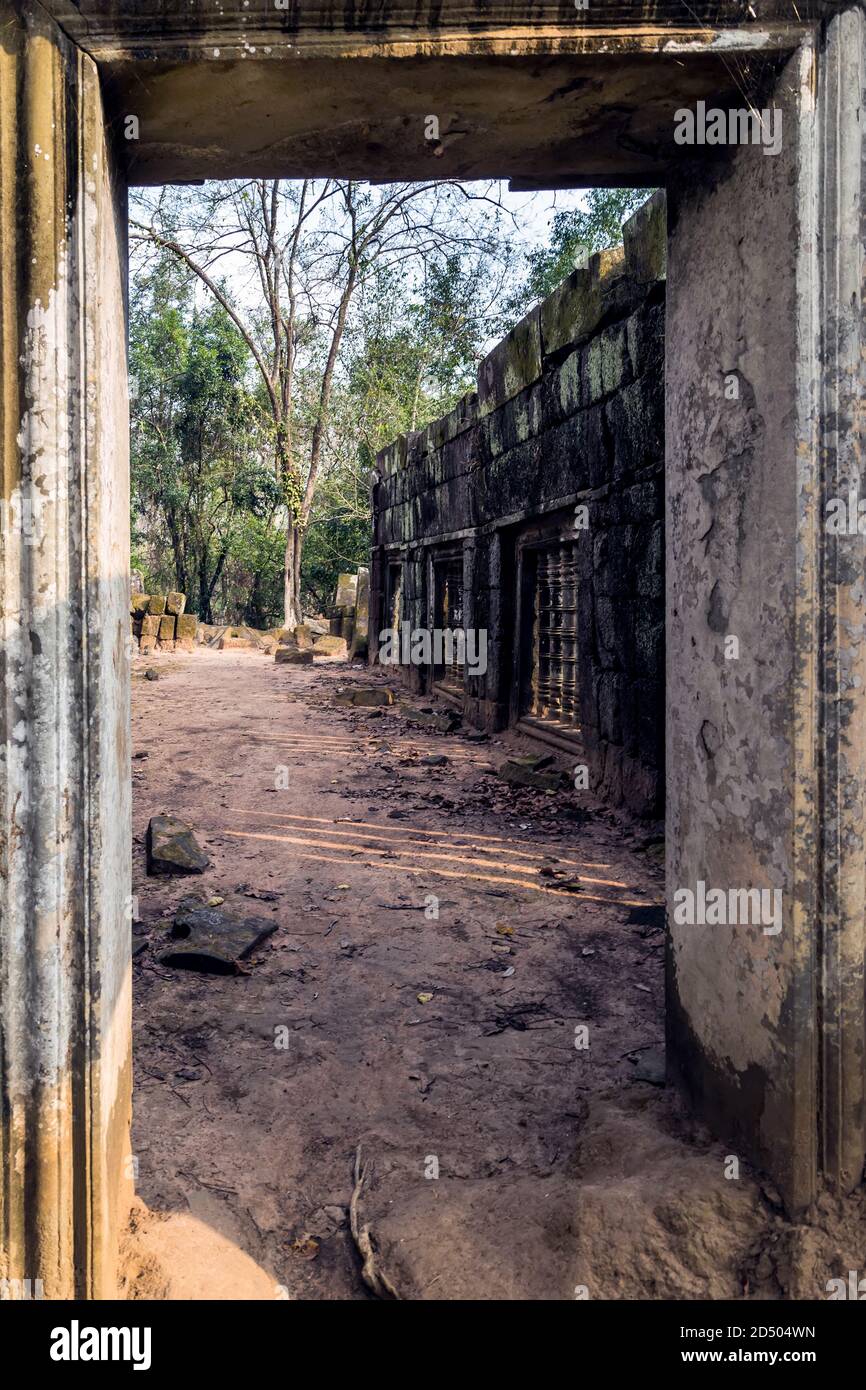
left=160, top=903, right=278, bottom=975
left=334, top=686, right=394, bottom=707
left=510, top=753, right=555, bottom=771
left=399, top=704, right=461, bottom=733
left=312, top=634, right=348, bottom=659
left=496, top=759, right=568, bottom=791
left=146, top=814, right=210, bottom=875
left=275, top=647, right=313, bottom=665
left=219, top=632, right=252, bottom=649
left=629, top=1047, right=666, bottom=1086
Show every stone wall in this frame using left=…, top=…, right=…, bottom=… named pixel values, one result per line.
left=370, top=191, right=666, bottom=818
left=131, top=592, right=198, bottom=652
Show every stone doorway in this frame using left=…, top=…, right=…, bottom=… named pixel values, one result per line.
left=0, top=0, right=863, bottom=1298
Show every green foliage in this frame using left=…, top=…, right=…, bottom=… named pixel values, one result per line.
left=130, top=252, right=282, bottom=625
left=343, top=254, right=481, bottom=463
left=296, top=251, right=486, bottom=609
left=132, top=180, right=595, bottom=624
left=503, top=188, right=653, bottom=324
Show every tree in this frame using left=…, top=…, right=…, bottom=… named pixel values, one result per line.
left=131, top=179, right=512, bottom=626
left=130, top=252, right=279, bottom=623
left=503, top=187, right=653, bottom=322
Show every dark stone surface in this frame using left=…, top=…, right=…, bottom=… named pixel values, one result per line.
left=371, top=231, right=666, bottom=818
left=146, top=814, right=210, bottom=875
left=160, top=904, right=277, bottom=974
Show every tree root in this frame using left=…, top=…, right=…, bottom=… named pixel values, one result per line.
left=349, top=1143, right=400, bottom=1300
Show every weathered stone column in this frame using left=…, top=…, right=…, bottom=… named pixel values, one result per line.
left=666, top=10, right=865, bottom=1212
left=0, top=3, right=132, bottom=1297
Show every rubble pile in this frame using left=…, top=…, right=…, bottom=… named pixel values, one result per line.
left=131, top=591, right=198, bottom=652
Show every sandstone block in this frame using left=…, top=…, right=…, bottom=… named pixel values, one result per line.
left=312, top=635, right=348, bottom=659
left=146, top=815, right=210, bottom=875
left=334, top=686, right=394, bottom=707
left=275, top=647, right=313, bottom=664
left=477, top=305, right=542, bottom=418
left=334, top=573, right=358, bottom=610
left=176, top=613, right=198, bottom=644
left=166, top=591, right=186, bottom=616
left=622, top=189, right=667, bottom=284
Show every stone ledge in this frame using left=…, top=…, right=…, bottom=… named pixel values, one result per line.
left=477, top=304, right=542, bottom=419
left=539, top=245, right=628, bottom=359
left=623, top=188, right=667, bottom=284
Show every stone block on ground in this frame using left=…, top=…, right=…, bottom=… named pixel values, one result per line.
left=496, top=758, right=568, bottom=791
left=334, top=686, right=394, bottom=707
left=139, top=635, right=156, bottom=655
left=131, top=593, right=151, bottom=617
left=148, top=594, right=167, bottom=616
left=165, top=591, right=187, bottom=616
left=158, top=615, right=176, bottom=642
left=140, top=613, right=161, bottom=638
left=399, top=704, right=461, bottom=733
left=160, top=903, right=277, bottom=975
left=146, top=815, right=210, bottom=875
left=312, top=635, right=348, bottom=659
left=293, top=624, right=315, bottom=649
left=175, top=613, right=198, bottom=650
left=305, top=617, right=330, bottom=636
left=275, top=647, right=313, bottom=665
left=219, top=629, right=252, bottom=649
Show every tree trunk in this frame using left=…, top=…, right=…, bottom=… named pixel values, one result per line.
left=283, top=524, right=302, bottom=629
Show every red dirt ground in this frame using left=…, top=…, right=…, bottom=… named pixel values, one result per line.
left=127, top=647, right=866, bottom=1300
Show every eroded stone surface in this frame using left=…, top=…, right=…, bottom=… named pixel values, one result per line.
left=146, top=815, right=210, bottom=875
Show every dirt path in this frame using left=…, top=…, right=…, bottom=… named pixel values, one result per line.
left=129, top=649, right=865, bottom=1300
